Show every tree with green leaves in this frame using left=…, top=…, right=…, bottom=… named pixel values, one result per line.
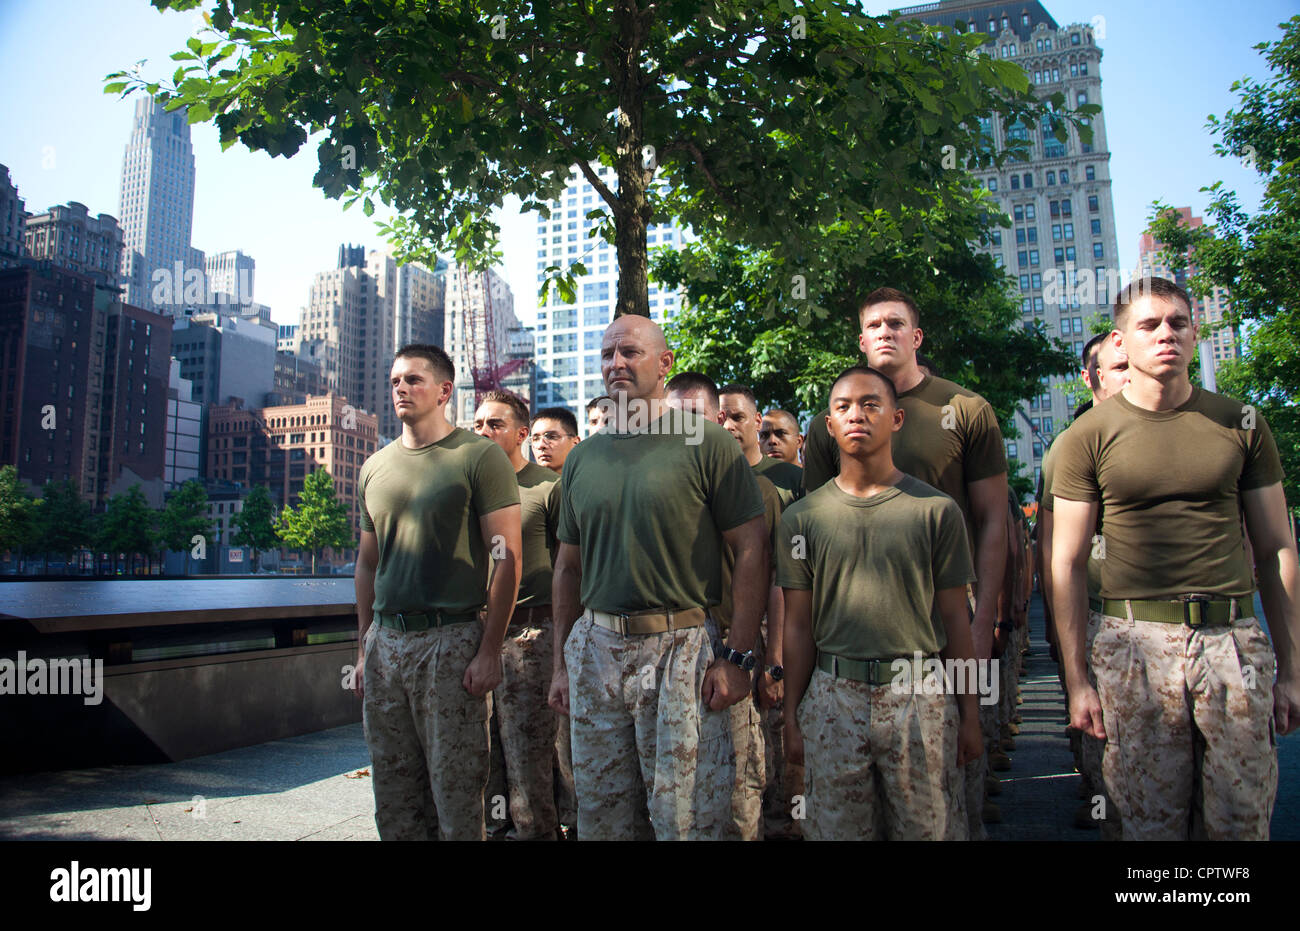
left=97, top=485, right=159, bottom=576
left=0, top=466, right=39, bottom=572
left=33, top=480, right=94, bottom=574
left=107, top=0, right=1084, bottom=320
left=1145, top=14, right=1300, bottom=510
left=158, top=480, right=214, bottom=575
left=231, top=484, right=279, bottom=572
left=276, top=470, right=354, bottom=574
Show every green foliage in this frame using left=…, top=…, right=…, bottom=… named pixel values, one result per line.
left=276, top=470, right=354, bottom=573
left=0, top=466, right=39, bottom=556
left=110, top=1, right=1084, bottom=319
left=96, top=486, right=159, bottom=574
left=231, top=484, right=279, bottom=571
left=33, top=480, right=94, bottom=569
left=1145, top=15, right=1300, bottom=507
left=656, top=202, right=1077, bottom=435
left=158, top=480, right=213, bottom=575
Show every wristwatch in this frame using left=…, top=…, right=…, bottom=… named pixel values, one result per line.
left=718, top=645, right=757, bottom=672
left=765, top=664, right=785, bottom=681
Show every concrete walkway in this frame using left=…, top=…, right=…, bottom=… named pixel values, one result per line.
left=2, top=593, right=1295, bottom=841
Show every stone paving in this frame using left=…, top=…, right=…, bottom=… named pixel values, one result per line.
left=1, top=593, right=1295, bottom=841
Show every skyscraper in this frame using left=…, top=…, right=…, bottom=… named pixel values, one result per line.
left=204, top=249, right=256, bottom=306
left=117, top=97, right=207, bottom=317
left=899, top=1, right=1122, bottom=487
left=297, top=247, right=446, bottom=437
left=445, top=265, right=520, bottom=427
left=1138, top=208, right=1238, bottom=378
left=532, top=163, right=687, bottom=420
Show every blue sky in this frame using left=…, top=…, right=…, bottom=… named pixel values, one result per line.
left=0, top=0, right=1292, bottom=326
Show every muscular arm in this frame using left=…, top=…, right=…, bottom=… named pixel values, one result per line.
left=968, top=473, right=1010, bottom=661
left=1242, top=482, right=1300, bottom=735
left=937, top=585, right=984, bottom=765
left=467, top=504, right=522, bottom=696
left=548, top=542, right=583, bottom=715
left=780, top=587, right=814, bottom=765
left=706, top=515, right=769, bottom=710
left=1051, top=496, right=1104, bottom=739
left=351, top=530, right=379, bottom=698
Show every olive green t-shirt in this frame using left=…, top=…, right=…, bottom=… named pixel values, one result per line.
left=1039, top=431, right=1103, bottom=597
left=360, top=428, right=520, bottom=615
left=752, top=455, right=804, bottom=509
left=802, top=375, right=1007, bottom=534
left=557, top=408, right=766, bottom=614
left=776, top=475, right=976, bottom=658
left=1050, top=387, right=1284, bottom=599
left=516, top=461, right=561, bottom=608
left=716, top=473, right=782, bottom=634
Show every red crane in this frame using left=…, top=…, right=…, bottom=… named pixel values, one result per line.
left=457, top=264, right=528, bottom=410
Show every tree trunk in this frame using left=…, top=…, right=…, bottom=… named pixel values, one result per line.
left=611, top=0, right=651, bottom=319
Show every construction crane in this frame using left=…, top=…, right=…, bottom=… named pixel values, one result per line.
left=456, top=264, right=528, bottom=410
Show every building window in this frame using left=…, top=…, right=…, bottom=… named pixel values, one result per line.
left=1029, top=250, right=1040, bottom=266
left=1091, top=219, right=1102, bottom=235
left=988, top=178, right=998, bottom=191
left=1010, top=175, right=1020, bottom=190
left=1071, top=32, right=1081, bottom=45
left=1088, top=195, right=1100, bottom=212
left=1093, top=242, right=1105, bottom=259
left=990, top=230, right=1002, bottom=246
left=1023, top=173, right=1033, bottom=188
left=1086, top=165, right=1096, bottom=181
left=1059, top=169, right=1069, bottom=184
left=1046, top=171, right=1056, bottom=185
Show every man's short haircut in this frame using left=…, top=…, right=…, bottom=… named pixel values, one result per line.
left=765, top=408, right=801, bottom=432
left=585, top=395, right=611, bottom=414
left=1113, top=276, right=1193, bottom=328
left=665, top=372, right=720, bottom=407
left=394, top=343, right=454, bottom=383
left=479, top=389, right=530, bottom=428
left=915, top=352, right=941, bottom=378
left=858, top=286, right=922, bottom=328
left=830, top=365, right=899, bottom=405
left=532, top=406, right=578, bottom=436
left=718, top=382, right=760, bottom=413
left=1081, top=332, right=1109, bottom=370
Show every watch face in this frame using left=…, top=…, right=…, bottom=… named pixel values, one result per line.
left=770, top=666, right=784, bottom=681
left=743, top=655, right=757, bottom=671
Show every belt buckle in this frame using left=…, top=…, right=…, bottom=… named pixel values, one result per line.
left=616, top=612, right=630, bottom=636
left=394, top=611, right=408, bottom=633
left=1179, top=594, right=1210, bottom=628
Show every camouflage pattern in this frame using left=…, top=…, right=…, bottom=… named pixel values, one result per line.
left=1081, top=610, right=1119, bottom=838
left=564, top=613, right=735, bottom=841
left=486, top=704, right=510, bottom=837
left=760, top=703, right=804, bottom=839
left=961, top=700, right=997, bottom=840
left=1090, top=610, right=1278, bottom=841
left=555, top=713, right=577, bottom=830
left=725, top=696, right=765, bottom=841
left=798, top=668, right=968, bottom=841
left=493, top=615, right=565, bottom=840
left=362, top=621, right=491, bottom=841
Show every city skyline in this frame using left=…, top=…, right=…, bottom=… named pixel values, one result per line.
left=0, top=0, right=1288, bottom=341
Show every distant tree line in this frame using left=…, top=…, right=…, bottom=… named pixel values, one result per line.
left=0, top=466, right=355, bottom=576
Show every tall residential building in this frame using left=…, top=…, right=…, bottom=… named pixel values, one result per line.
left=446, top=265, right=520, bottom=427
left=1138, top=207, right=1238, bottom=374
left=23, top=202, right=123, bottom=287
left=0, top=263, right=171, bottom=505
left=0, top=165, right=25, bottom=269
left=531, top=163, right=687, bottom=421
left=299, top=247, right=444, bottom=437
left=117, top=97, right=207, bottom=317
left=204, top=249, right=255, bottom=306
left=901, top=1, right=1121, bottom=487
